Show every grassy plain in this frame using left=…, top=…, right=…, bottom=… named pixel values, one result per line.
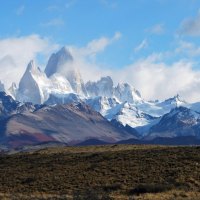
left=0, top=145, right=199, bottom=199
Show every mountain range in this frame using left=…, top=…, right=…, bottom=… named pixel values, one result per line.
left=1, top=46, right=200, bottom=149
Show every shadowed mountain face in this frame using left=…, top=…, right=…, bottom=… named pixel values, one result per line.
left=0, top=92, right=38, bottom=120
left=147, top=106, right=200, bottom=139
left=0, top=93, right=137, bottom=148
left=45, top=47, right=73, bottom=77
left=1, top=92, right=200, bottom=149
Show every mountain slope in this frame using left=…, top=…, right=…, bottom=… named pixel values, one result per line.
left=0, top=94, right=136, bottom=147
left=147, top=106, right=200, bottom=139
left=45, top=47, right=87, bottom=96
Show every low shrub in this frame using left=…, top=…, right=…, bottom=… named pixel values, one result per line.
left=129, top=183, right=173, bottom=195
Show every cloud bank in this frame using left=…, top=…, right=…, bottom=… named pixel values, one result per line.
left=57, top=33, right=200, bottom=103
left=179, top=10, right=200, bottom=36
left=56, top=33, right=121, bottom=80
left=0, top=35, right=58, bottom=88
left=0, top=32, right=200, bottom=103
left=116, top=56, right=200, bottom=102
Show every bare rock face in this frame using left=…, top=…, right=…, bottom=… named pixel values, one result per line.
left=45, top=47, right=87, bottom=97
left=45, top=47, right=73, bottom=77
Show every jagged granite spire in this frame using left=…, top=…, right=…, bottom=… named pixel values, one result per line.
left=17, top=60, right=50, bottom=104
left=45, top=47, right=73, bottom=77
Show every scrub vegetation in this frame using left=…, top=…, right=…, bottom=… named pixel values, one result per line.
left=0, top=145, right=199, bottom=199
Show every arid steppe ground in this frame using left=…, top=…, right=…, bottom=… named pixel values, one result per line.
left=0, top=145, right=199, bottom=199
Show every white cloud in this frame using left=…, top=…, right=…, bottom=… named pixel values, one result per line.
left=113, top=56, right=200, bottom=102
left=1, top=32, right=200, bottom=103
left=55, top=33, right=200, bottom=103
left=0, top=35, right=58, bottom=88
left=179, top=10, right=200, bottom=36
left=82, top=51, right=200, bottom=103
left=175, top=40, right=200, bottom=57
left=84, top=32, right=121, bottom=56
left=42, top=18, right=64, bottom=27
left=58, top=54, right=111, bottom=83
left=134, top=39, right=148, bottom=52
left=147, top=23, right=165, bottom=35
left=64, top=48, right=200, bottom=102
left=68, top=32, right=122, bottom=58
left=16, top=5, right=25, bottom=16
left=56, top=32, right=122, bottom=80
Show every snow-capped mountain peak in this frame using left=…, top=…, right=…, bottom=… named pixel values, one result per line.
left=174, top=94, right=187, bottom=106
left=86, top=76, right=114, bottom=98
left=17, top=60, right=51, bottom=104
left=114, top=82, right=142, bottom=103
left=45, top=46, right=73, bottom=77
left=8, top=82, right=18, bottom=99
left=156, top=94, right=186, bottom=108
left=49, top=73, right=73, bottom=95
left=26, top=60, right=38, bottom=71
left=66, top=68, right=87, bottom=96
left=168, top=94, right=186, bottom=106
left=86, top=76, right=143, bottom=104
left=97, top=76, right=113, bottom=97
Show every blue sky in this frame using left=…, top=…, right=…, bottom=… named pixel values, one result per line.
left=1, top=0, right=200, bottom=101
left=1, top=0, right=200, bottom=67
